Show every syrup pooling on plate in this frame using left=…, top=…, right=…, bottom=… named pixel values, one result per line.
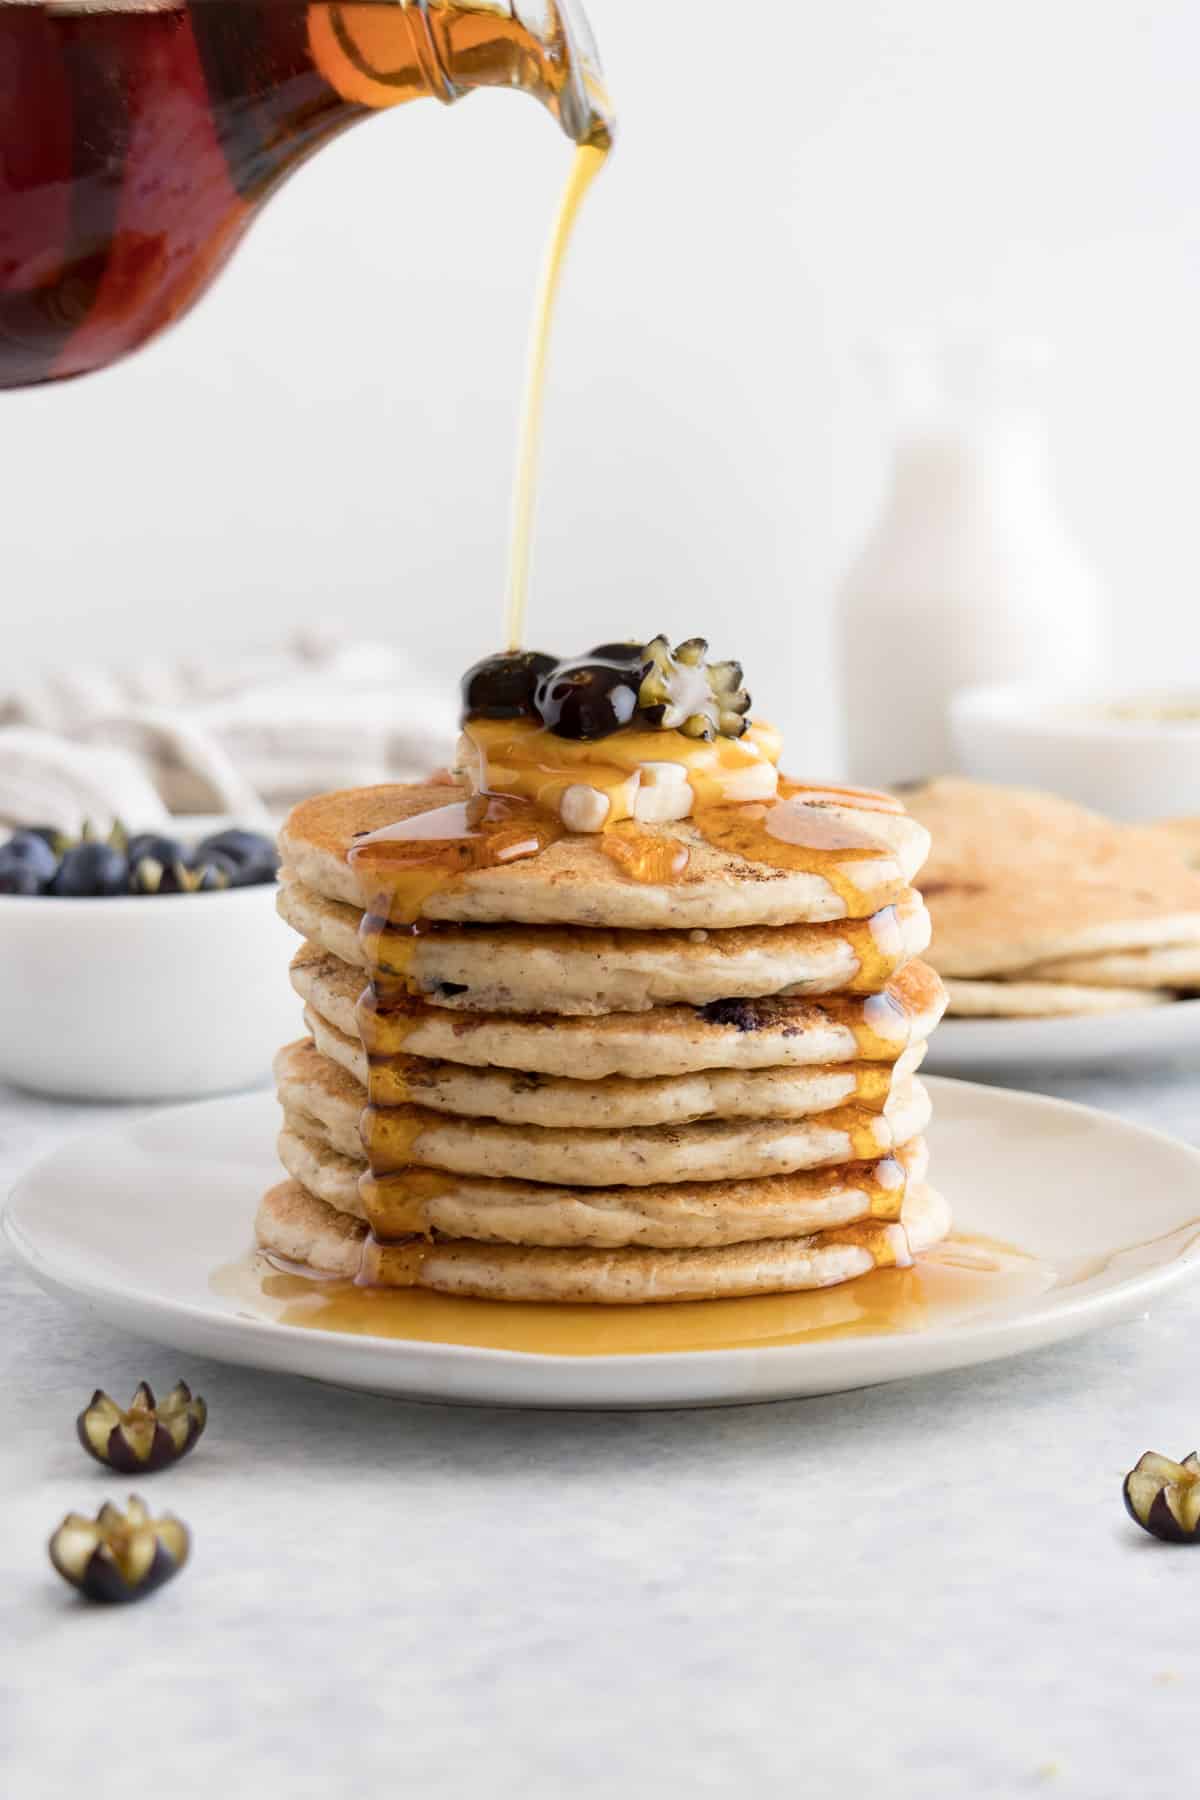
left=217, top=1229, right=1046, bottom=1351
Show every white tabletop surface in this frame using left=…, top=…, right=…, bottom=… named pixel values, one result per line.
left=4, top=1060, right=1200, bottom=1800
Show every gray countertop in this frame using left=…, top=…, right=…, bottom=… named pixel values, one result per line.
left=4, top=1061, right=1200, bottom=1800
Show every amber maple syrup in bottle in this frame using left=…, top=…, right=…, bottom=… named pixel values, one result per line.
left=0, top=0, right=611, bottom=386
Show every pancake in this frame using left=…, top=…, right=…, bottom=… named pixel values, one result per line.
left=904, top=777, right=1200, bottom=976
left=302, top=1002, right=928, bottom=1124
left=277, top=1124, right=930, bottom=1247
left=274, top=1038, right=932, bottom=1185
left=255, top=1176, right=951, bottom=1301
left=279, top=780, right=931, bottom=929
left=290, top=944, right=947, bottom=1075
left=943, top=977, right=1172, bottom=1018
left=277, top=877, right=931, bottom=1013
left=278, top=1126, right=370, bottom=1216
left=1019, top=943, right=1200, bottom=989
left=1145, top=816, right=1200, bottom=869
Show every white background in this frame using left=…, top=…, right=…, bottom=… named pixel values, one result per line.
left=5, top=0, right=1199, bottom=770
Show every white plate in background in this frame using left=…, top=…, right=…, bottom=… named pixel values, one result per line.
left=6, top=1078, right=1200, bottom=1409
left=924, top=998, right=1200, bottom=1075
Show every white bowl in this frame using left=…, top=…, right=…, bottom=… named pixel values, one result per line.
left=0, top=883, right=300, bottom=1100
left=950, top=681, right=1200, bottom=820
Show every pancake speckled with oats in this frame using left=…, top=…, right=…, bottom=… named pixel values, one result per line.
left=289, top=944, right=946, bottom=1076
left=274, top=1038, right=933, bottom=1187
left=903, top=775, right=1200, bottom=1020
left=256, top=1177, right=950, bottom=1303
left=279, top=778, right=931, bottom=929
left=255, top=635, right=949, bottom=1305
left=1019, top=943, right=1200, bottom=991
left=942, top=977, right=1172, bottom=1019
left=277, top=1122, right=930, bottom=1246
left=905, top=777, right=1200, bottom=978
left=302, top=1001, right=928, bottom=1122
left=276, top=876, right=931, bottom=1013
left=276, top=1126, right=930, bottom=1249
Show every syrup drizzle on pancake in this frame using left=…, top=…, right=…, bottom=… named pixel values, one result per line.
left=599, top=823, right=690, bottom=884
left=349, top=790, right=562, bottom=1258
left=690, top=795, right=906, bottom=921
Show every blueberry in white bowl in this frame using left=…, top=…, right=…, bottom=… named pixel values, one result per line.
left=51, top=842, right=129, bottom=898
left=194, top=828, right=279, bottom=886
left=0, top=820, right=293, bottom=1099
left=0, top=830, right=59, bottom=895
left=0, top=822, right=279, bottom=899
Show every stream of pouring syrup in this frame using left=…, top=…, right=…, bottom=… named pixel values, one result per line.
left=504, top=140, right=608, bottom=653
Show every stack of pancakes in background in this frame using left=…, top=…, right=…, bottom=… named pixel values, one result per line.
left=905, top=778, right=1200, bottom=1018
left=258, top=778, right=950, bottom=1304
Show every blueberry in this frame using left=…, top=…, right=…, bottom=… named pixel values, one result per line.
left=461, top=651, right=559, bottom=722
left=3, top=831, right=59, bottom=884
left=0, top=849, right=46, bottom=895
left=21, top=824, right=67, bottom=853
left=131, top=849, right=235, bottom=894
left=126, top=833, right=186, bottom=871
left=588, top=641, right=646, bottom=662
left=194, top=829, right=278, bottom=886
left=200, top=847, right=241, bottom=883
left=182, top=850, right=237, bottom=892
left=534, top=656, right=641, bottom=740
left=51, top=844, right=129, bottom=897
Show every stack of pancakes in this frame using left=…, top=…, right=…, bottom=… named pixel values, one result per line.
left=906, top=778, right=1200, bottom=1017
left=258, top=780, right=950, bottom=1304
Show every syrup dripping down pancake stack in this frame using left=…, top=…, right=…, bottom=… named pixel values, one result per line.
left=258, top=640, right=950, bottom=1303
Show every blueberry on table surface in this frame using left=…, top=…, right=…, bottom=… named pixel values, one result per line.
left=77, top=1380, right=207, bottom=1474
left=48, top=1496, right=190, bottom=1605
left=51, top=843, right=129, bottom=897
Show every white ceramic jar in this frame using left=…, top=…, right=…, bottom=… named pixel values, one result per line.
left=836, top=340, right=1106, bottom=785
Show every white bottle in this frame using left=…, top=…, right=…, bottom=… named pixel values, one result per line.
left=835, top=339, right=1106, bottom=785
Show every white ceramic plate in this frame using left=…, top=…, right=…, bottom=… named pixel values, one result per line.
left=925, top=998, right=1200, bottom=1075
left=6, top=1078, right=1200, bottom=1409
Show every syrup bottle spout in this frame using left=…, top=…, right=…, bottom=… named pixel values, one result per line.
left=425, top=0, right=614, bottom=145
